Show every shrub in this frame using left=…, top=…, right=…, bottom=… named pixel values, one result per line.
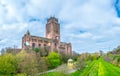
left=0, top=53, right=18, bottom=75
left=48, top=52, right=61, bottom=68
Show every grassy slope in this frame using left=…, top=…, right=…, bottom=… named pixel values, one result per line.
left=80, top=60, right=98, bottom=76
left=40, top=72, right=67, bottom=76
left=81, top=58, right=120, bottom=76
left=98, top=58, right=120, bottom=76
left=40, top=58, right=120, bottom=76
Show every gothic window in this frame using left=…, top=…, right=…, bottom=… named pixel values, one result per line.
left=32, top=43, right=35, bottom=49
left=44, top=44, right=46, bottom=47
left=54, top=25, right=59, bottom=34
left=54, top=43, right=57, bottom=48
left=38, top=44, right=41, bottom=47
left=47, top=24, right=51, bottom=33
left=56, top=30, right=59, bottom=34
left=54, top=25, right=57, bottom=31
left=38, top=40, right=42, bottom=43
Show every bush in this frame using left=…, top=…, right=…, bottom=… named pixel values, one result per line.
left=48, top=52, right=61, bottom=69
left=17, top=51, right=38, bottom=75
left=0, top=53, right=18, bottom=75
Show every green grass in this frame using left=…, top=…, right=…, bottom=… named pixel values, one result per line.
left=80, top=58, right=120, bottom=76
left=99, top=59, right=120, bottom=76
left=40, top=72, right=68, bottom=76
left=71, top=70, right=80, bottom=76
left=40, top=71, right=80, bottom=76
left=40, top=58, right=120, bottom=76
left=81, top=60, right=98, bottom=76
left=16, top=73, right=27, bottom=76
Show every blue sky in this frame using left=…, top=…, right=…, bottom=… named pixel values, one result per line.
left=0, top=0, right=120, bottom=53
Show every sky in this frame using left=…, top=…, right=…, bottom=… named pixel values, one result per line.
left=0, top=0, right=120, bottom=53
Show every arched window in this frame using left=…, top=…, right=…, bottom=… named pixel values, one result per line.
left=54, top=43, right=57, bottom=48
left=38, top=44, right=41, bottom=47
left=32, top=43, right=35, bottom=49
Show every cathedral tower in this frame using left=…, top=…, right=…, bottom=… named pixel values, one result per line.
left=46, top=17, right=60, bottom=51
left=46, top=17, right=60, bottom=40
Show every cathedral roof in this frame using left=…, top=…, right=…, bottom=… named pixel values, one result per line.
left=31, top=35, right=53, bottom=42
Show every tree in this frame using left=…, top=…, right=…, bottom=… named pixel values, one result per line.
left=34, top=48, right=40, bottom=53
left=60, top=51, right=70, bottom=63
left=43, top=46, right=49, bottom=56
left=39, top=47, right=49, bottom=57
left=0, top=53, right=17, bottom=75
left=72, top=51, right=79, bottom=61
left=1, top=48, right=5, bottom=55
left=39, top=57, right=48, bottom=72
left=17, top=50, right=38, bottom=75
left=5, top=47, right=14, bottom=54
left=33, top=47, right=49, bottom=72
left=76, top=53, right=87, bottom=70
left=33, top=47, right=41, bottom=62
left=48, top=52, right=61, bottom=68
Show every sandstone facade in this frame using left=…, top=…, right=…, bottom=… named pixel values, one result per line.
left=22, top=17, right=72, bottom=55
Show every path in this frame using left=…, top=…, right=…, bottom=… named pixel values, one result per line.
left=38, top=64, right=76, bottom=76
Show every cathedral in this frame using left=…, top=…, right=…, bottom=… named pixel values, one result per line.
left=22, top=17, right=72, bottom=55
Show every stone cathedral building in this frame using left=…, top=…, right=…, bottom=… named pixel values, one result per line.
left=22, top=17, right=72, bottom=55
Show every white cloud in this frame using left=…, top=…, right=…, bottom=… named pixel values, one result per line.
left=0, top=0, right=120, bottom=53
left=68, top=32, right=93, bottom=39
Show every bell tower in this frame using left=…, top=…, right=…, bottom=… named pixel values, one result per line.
left=46, top=17, right=60, bottom=40
left=46, top=17, right=60, bottom=52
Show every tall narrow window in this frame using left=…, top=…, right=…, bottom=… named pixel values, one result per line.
left=38, top=44, right=41, bottom=47
left=54, top=43, right=57, bottom=48
left=32, top=43, right=35, bottom=49
left=44, top=44, right=46, bottom=47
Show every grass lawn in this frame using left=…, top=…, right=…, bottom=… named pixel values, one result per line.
left=80, top=60, right=98, bottom=76
left=70, top=70, right=81, bottom=76
left=98, top=58, right=120, bottom=76
left=40, top=71, right=80, bottom=76
left=80, top=58, right=120, bottom=76
left=40, top=72, right=68, bottom=76
left=40, top=58, right=120, bottom=76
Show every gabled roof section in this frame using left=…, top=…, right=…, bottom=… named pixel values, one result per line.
left=31, top=35, right=53, bottom=42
